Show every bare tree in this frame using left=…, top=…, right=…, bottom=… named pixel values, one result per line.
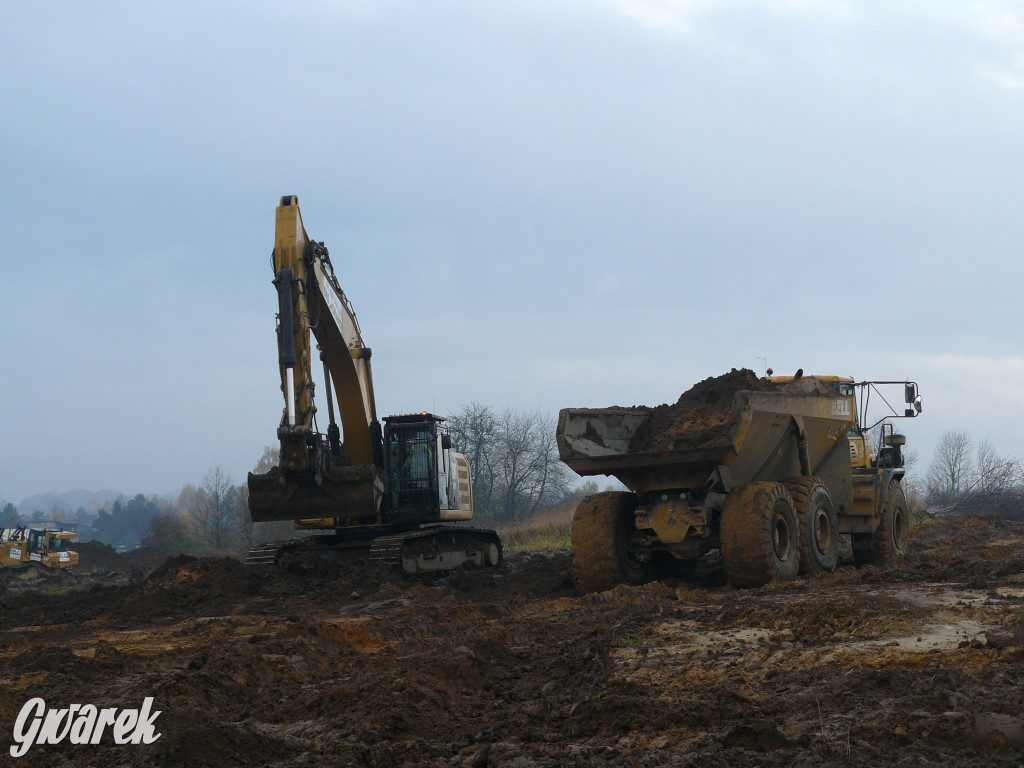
left=495, top=408, right=572, bottom=519
left=254, top=445, right=278, bottom=474
left=143, top=511, right=194, bottom=553
left=926, top=434, right=1024, bottom=517
left=925, top=431, right=973, bottom=506
left=494, top=409, right=542, bottom=520
left=190, top=466, right=238, bottom=550
left=959, top=440, right=1024, bottom=517
left=233, top=482, right=253, bottom=550
left=449, top=405, right=572, bottom=522
left=448, top=402, right=499, bottom=512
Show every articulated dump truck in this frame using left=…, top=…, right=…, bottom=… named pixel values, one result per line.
left=557, top=370, right=922, bottom=591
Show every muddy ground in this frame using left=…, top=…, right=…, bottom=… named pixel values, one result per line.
left=2, top=515, right=1024, bottom=768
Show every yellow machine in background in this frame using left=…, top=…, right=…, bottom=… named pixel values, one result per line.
left=0, top=526, right=79, bottom=574
left=246, top=196, right=500, bottom=573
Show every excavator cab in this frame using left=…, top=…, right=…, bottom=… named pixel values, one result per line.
left=384, top=413, right=447, bottom=522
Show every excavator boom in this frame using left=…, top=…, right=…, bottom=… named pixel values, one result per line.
left=248, top=196, right=384, bottom=526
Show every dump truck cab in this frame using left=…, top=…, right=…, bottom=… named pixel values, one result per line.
left=767, top=375, right=920, bottom=473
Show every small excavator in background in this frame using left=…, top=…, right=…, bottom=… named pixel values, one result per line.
left=246, top=196, right=501, bottom=573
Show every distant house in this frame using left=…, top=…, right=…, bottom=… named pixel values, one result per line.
left=30, top=520, right=79, bottom=534
left=75, top=513, right=99, bottom=542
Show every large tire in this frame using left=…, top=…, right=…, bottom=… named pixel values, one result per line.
left=571, top=492, right=650, bottom=592
left=720, top=482, right=800, bottom=588
left=783, top=476, right=839, bottom=575
left=854, top=480, right=908, bottom=565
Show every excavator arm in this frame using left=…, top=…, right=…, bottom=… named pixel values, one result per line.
left=248, top=196, right=385, bottom=525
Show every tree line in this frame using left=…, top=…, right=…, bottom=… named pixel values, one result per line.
left=139, top=404, right=575, bottom=551
left=1, top=404, right=574, bottom=554
left=924, top=431, right=1024, bottom=518
left=13, top=418, right=1017, bottom=553
left=446, top=403, right=573, bottom=522
left=0, top=460, right=270, bottom=554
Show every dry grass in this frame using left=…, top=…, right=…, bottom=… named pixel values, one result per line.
left=494, top=500, right=579, bottom=551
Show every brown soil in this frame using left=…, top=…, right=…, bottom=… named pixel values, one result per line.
left=75, top=541, right=167, bottom=574
left=629, top=368, right=773, bottom=453
left=2, top=515, right=1024, bottom=767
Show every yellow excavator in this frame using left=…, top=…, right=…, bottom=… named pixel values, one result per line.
left=246, top=196, right=501, bottom=573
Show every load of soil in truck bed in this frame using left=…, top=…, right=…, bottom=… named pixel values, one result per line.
left=629, top=368, right=773, bottom=453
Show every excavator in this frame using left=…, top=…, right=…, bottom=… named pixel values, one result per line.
left=246, top=196, right=501, bottom=574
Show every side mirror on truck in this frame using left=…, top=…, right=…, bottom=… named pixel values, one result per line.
left=904, top=383, right=922, bottom=416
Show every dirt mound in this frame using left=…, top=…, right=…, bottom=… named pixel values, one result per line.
left=122, top=555, right=261, bottom=619
left=74, top=540, right=123, bottom=571
left=630, top=368, right=772, bottom=452
left=75, top=541, right=167, bottom=575
left=119, top=545, right=168, bottom=571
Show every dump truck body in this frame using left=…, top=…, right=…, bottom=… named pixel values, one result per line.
left=559, top=378, right=855, bottom=500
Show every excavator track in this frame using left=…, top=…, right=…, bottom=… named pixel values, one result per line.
left=246, top=527, right=503, bottom=575
left=245, top=540, right=304, bottom=566
left=245, top=534, right=378, bottom=566
left=370, top=526, right=503, bottom=575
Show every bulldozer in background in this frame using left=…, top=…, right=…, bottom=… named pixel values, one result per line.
left=557, top=372, right=922, bottom=590
left=0, top=525, right=79, bottom=575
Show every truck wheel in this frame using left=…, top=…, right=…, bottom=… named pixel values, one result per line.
left=877, top=480, right=909, bottom=562
left=852, top=480, right=909, bottom=565
left=571, top=492, right=650, bottom=592
left=783, top=476, right=838, bottom=575
left=721, top=482, right=800, bottom=588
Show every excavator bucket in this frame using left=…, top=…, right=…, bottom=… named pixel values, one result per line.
left=247, top=463, right=382, bottom=523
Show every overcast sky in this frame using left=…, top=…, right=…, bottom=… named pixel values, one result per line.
left=2, top=0, right=1022, bottom=504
